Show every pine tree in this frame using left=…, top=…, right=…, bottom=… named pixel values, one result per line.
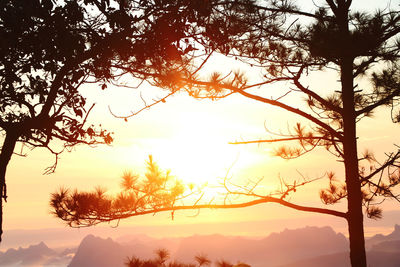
left=50, top=1, right=400, bottom=267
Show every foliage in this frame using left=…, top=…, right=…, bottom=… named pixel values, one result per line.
left=125, top=249, right=244, bottom=267
left=0, top=0, right=215, bottom=170
left=51, top=1, right=400, bottom=267
left=0, top=0, right=215, bottom=240
left=215, top=260, right=233, bottom=267
left=51, top=155, right=345, bottom=226
left=194, top=254, right=211, bottom=267
left=51, top=155, right=188, bottom=226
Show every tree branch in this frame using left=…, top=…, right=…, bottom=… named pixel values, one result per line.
left=293, top=78, right=343, bottom=115
left=355, top=88, right=400, bottom=117
left=233, top=88, right=343, bottom=140
left=229, top=136, right=340, bottom=145
left=360, top=150, right=400, bottom=183
left=59, top=197, right=347, bottom=226
left=176, top=77, right=343, bottom=140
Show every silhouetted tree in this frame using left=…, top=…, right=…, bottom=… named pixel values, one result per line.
left=216, top=260, right=233, bottom=267
left=156, top=248, right=171, bottom=266
left=51, top=1, right=400, bottom=267
left=0, top=0, right=214, bottom=241
left=125, top=256, right=143, bottom=267
left=194, top=254, right=211, bottom=267
left=232, top=264, right=250, bottom=267
left=124, top=249, right=209, bottom=267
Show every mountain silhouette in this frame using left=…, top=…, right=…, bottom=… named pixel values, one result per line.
left=173, top=226, right=348, bottom=266
left=68, top=226, right=348, bottom=267
left=4, top=225, right=400, bottom=267
left=280, top=225, right=400, bottom=267
left=366, top=224, right=400, bottom=248
left=68, top=234, right=131, bottom=267
left=0, top=241, right=57, bottom=266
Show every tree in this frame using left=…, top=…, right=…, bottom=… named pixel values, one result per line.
left=0, top=0, right=213, bottom=241
left=50, top=1, right=400, bottom=267
left=123, top=250, right=245, bottom=267
left=194, top=254, right=211, bottom=267
left=155, top=248, right=171, bottom=266
left=215, top=260, right=233, bottom=267
left=124, top=249, right=215, bottom=267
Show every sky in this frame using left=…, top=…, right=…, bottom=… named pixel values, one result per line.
left=2, top=0, right=400, bottom=249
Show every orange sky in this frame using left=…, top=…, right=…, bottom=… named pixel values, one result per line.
left=3, top=0, right=400, bottom=242
left=4, top=71, right=400, bottom=234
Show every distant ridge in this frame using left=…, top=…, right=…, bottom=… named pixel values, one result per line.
left=68, top=234, right=131, bottom=267
left=68, top=226, right=348, bottom=267
left=367, top=224, right=400, bottom=248
left=3, top=224, right=400, bottom=267
left=173, top=226, right=348, bottom=266
left=280, top=224, right=400, bottom=267
left=0, top=241, right=61, bottom=266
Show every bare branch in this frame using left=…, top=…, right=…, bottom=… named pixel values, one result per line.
left=230, top=136, right=339, bottom=145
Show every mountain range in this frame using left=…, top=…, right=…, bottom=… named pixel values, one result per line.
left=0, top=242, right=74, bottom=266
left=64, top=226, right=348, bottom=267
left=1, top=225, right=400, bottom=267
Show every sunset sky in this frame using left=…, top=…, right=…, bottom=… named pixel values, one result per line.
left=5, top=67, right=400, bottom=235
left=3, top=0, right=400, bottom=250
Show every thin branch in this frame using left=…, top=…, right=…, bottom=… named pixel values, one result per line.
left=229, top=136, right=339, bottom=145
left=293, top=78, right=343, bottom=115
left=360, top=150, right=400, bottom=182
left=62, top=197, right=347, bottom=226
left=108, top=91, right=177, bottom=119
left=235, top=89, right=343, bottom=140
left=181, top=78, right=343, bottom=141
left=356, top=88, right=400, bottom=117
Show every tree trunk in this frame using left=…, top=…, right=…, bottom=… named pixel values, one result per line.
left=0, top=132, right=18, bottom=242
left=334, top=2, right=367, bottom=265
left=341, top=58, right=367, bottom=267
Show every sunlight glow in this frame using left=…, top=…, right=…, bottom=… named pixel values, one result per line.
left=154, top=112, right=239, bottom=185
left=138, top=111, right=260, bottom=189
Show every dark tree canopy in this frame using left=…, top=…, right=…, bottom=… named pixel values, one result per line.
left=0, top=0, right=214, bottom=241
left=50, top=1, right=400, bottom=267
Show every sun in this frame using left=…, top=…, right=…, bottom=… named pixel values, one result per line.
left=152, top=111, right=243, bottom=187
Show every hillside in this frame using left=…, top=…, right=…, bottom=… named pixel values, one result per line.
left=2, top=224, right=400, bottom=267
